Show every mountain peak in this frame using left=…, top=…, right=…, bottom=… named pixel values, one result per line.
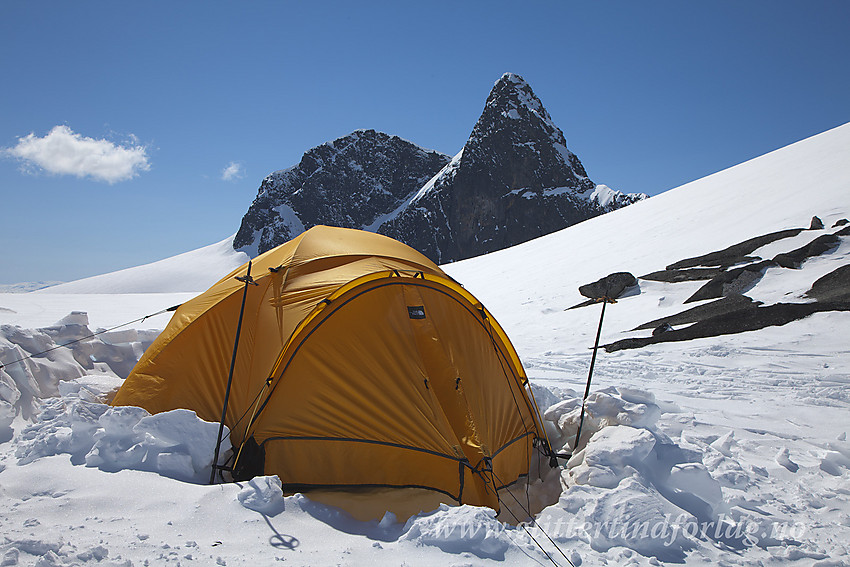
left=487, top=72, right=556, bottom=131
left=377, top=74, right=643, bottom=261
left=233, top=74, right=646, bottom=262
left=495, top=71, right=528, bottom=88
left=233, top=131, right=450, bottom=257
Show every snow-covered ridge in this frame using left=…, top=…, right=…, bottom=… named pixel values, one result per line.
left=37, top=236, right=248, bottom=294
left=586, top=184, right=648, bottom=209
left=361, top=150, right=466, bottom=233
left=411, top=149, right=464, bottom=204
left=233, top=129, right=451, bottom=256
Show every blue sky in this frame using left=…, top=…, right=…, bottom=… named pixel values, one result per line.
left=1, top=1, right=848, bottom=284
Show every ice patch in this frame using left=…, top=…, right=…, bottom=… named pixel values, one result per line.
left=272, top=203, right=306, bottom=237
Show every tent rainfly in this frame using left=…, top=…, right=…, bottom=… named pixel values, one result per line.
left=112, top=225, right=552, bottom=511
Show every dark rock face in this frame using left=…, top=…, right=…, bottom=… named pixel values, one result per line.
left=233, top=130, right=451, bottom=257
left=667, top=229, right=803, bottom=270
left=652, top=322, right=674, bottom=336
left=234, top=73, right=646, bottom=262
left=773, top=234, right=840, bottom=269
left=810, top=216, right=824, bottom=230
left=379, top=73, right=645, bottom=262
left=604, top=224, right=850, bottom=353
left=634, top=294, right=763, bottom=331
left=684, top=260, right=776, bottom=303
left=806, top=264, right=850, bottom=302
left=605, top=301, right=849, bottom=353
left=641, top=267, right=724, bottom=283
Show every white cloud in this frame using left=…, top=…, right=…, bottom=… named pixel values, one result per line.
left=4, top=125, right=150, bottom=184
left=221, top=161, right=245, bottom=181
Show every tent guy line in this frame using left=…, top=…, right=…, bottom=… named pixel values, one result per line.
left=0, top=304, right=181, bottom=372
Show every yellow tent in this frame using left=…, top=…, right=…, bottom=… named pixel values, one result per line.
left=113, top=225, right=549, bottom=511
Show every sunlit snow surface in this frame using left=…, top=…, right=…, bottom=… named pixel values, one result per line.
left=1, top=123, right=849, bottom=566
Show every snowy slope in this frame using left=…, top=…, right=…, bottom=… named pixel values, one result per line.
left=1, top=123, right=849, bottom=567
left=39, top=236, right=248, bottom=294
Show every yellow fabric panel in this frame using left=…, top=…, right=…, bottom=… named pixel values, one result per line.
left=402, top=284, right=536, bottom=466
left=492, top=432, right=536, bottom=489
left=113, top=226, right=444, bottom=438
left=113, top=226, right=543, bottom=510
left=264, top=438, right=473, bottom=501
left=282, top=225, right=438, bottom=269
left=251, top=277, right=536, bottom=508
left=253, top=282, right=458, bottom=452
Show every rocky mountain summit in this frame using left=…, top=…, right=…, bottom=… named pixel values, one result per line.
left=232, top=130, right=450, bottom=257
left=234, top=73, right=646, bottom=261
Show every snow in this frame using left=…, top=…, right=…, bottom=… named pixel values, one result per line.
left=272, top=203, right=306, bottom=240
left=237, top=476, right=286, bottom=516
left=15, top=395, right=227, bottom=484
left=0, top=282, right=64, bottom=294
left=585, top=184, right=647, bottom=208
left=362, top=149, right=464, bottom=233
left=412, top=148, right=464, bottom=204
left=1, top=122, right=849, bottom=566
left=37, top=236, right=247, bottom=294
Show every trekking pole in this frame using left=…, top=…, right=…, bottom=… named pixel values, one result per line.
left=210, top=261, right=258, bottom=484
left=572, top=294, right=611, bottom=454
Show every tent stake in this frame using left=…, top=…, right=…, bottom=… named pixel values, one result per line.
left=210, top=261, right=257, bottom=484
left=572, top=296, right=610, bottom=455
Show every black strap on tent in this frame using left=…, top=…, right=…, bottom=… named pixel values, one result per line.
left=209, top=261, right=258, bottom=484
left=0, top=304, right=181, bottom=372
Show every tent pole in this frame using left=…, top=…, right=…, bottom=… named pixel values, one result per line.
left=210, top=261, right=256, bottom=484
left=572, top=296, right=609, bottom=455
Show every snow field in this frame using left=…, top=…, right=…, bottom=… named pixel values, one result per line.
left=3, top=311, right=846, bottom=565
left=1, top=123, right=849, bottom=565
